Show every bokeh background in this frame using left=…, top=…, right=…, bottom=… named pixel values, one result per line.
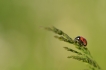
left=0, top=0, right=106, bottom=70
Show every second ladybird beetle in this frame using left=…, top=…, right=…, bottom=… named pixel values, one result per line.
left=74, top=36, right=87, bottom=47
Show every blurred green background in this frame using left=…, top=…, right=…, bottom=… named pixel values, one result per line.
left=0, top=0, right=106, bottom=70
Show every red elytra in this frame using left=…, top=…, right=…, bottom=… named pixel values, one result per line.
left=80, top=36, right=87, bottom=46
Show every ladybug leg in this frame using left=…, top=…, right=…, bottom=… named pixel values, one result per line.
left=74, top=39, right=81, bottom=46
left=74, top=39, right=83, bottom=47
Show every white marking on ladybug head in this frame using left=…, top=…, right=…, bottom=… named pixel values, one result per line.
left=77, top=37, right=79, bottom=39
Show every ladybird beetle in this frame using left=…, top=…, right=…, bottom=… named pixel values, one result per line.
left=74, top=36, right=87, bottom=47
